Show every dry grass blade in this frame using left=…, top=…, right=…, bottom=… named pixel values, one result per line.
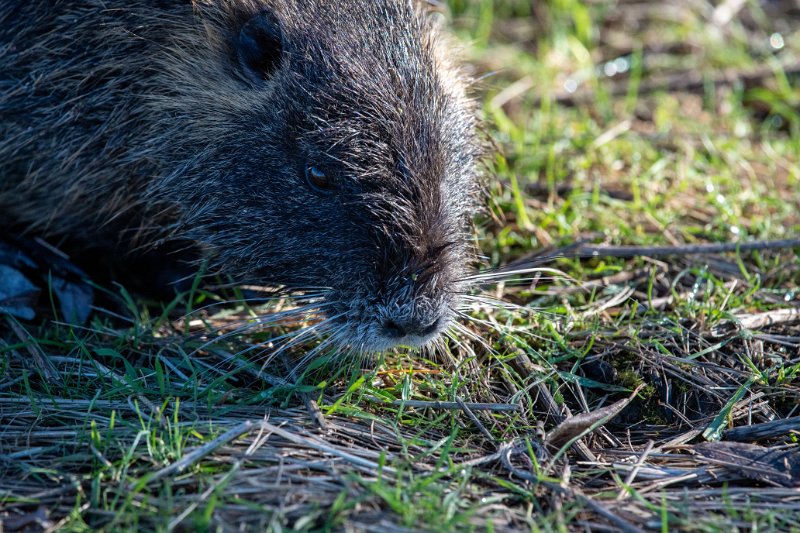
left=4, top=317, right=61, bottom=385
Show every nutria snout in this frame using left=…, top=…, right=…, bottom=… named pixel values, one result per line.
left=0, top=0, right=482, bottom=352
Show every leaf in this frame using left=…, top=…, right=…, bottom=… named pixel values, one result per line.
left=0, top=265, right=39, bottom=320
left=546, top=384, right=644, bottom=449
left=52, top=275, right=93, bottom=325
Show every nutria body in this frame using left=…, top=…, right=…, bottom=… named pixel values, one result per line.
left=0, top=1, right=481, bottom=352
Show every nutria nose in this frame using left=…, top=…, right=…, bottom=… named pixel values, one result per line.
left=381, top=317, right=441, bottom=339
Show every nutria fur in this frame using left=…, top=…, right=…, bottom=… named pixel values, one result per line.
left=0, top=1, right=481, bottom=352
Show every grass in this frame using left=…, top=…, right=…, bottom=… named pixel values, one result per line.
left=2, top=1, right=800, bottom=531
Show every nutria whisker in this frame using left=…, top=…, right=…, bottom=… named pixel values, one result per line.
left=461, top=267, right=573, bottom=284
left=182, top=292, right=329, bottom=319
left=247, top=313, right=350, bottom=369
left=194, top=315, right=346, bottom=379
left=459, top=294, right=533, bottom=313
left=445, top=321, right=499, bottom=359
left=452, top=310, right=499, bottom=335
left=289, top=336, right=347, bottom=376
left=187, top=303, right=333, bottom=358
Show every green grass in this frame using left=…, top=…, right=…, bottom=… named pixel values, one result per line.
left=3, top=1, right=800, bottom=531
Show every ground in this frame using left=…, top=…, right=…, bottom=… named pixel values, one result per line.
left=1, top=1, right=800, bottom=531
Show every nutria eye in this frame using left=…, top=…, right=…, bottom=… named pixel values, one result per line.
left=305, top=165, right=338, bottom=194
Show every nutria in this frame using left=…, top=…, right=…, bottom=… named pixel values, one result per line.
left=0, top=1, right=481, bottom=352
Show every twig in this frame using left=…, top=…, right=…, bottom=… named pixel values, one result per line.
left=257, top=420, right=397, bottom=474
left=496, top=238, right=800, bottom=275
left=136, top=420, right=256, bottom=488
left=547, top=61, right=800, bottom=106
left=368, top=397, right=520, bottom=412
left=723, top=416, right=800, bottom=442
left=732, top=309, right=800, bottom=330
left=456, top=395, right=496, bottom=443
left=573, top=239, right=800, bottom=259
left=576, top=494, right=646, bottom=533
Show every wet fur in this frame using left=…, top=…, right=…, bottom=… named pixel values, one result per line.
left=0, top=0, right=481, bottom=351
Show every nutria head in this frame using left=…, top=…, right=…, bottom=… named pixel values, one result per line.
left=0, top=0, right=482, bottom=352
left=145, top=1, right=481, bottom=351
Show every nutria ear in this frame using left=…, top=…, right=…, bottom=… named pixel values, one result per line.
left=236, top=12, right=283, bottom=84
